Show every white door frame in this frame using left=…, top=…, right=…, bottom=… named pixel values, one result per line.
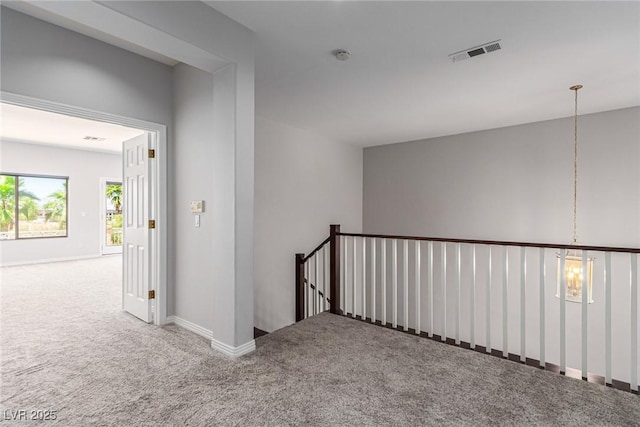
left=100, top=177, right=123, bottom=255
left=0, top=91, right=168, bottom=326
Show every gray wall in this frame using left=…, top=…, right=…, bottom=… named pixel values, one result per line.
left=171, top=63, right=214, bottom=331
left=362, top=106, right=640, bottom=382
left=254, top=116, right=363, bottom=332
left=364, top=107, right=640, bottom=247
left=0, top=7, right=172, bottom=127
left=0, top=140, right=121, bottom=265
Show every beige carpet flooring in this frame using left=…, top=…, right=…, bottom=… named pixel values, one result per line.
left=1, top=257, right=639, bottom=426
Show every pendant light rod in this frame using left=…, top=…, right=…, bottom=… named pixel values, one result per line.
left=570, top=84, right=583, bottom=245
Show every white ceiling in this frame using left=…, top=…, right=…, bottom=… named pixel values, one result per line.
left=0, top=103, right=144, bottom=153
left=209, top=1, right=640, bottom=146
left=4, top=1, right=639, bottom=148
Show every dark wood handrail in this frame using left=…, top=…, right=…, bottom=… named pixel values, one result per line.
left=338, top=232, right=640, bottom=254
left=303, top=236, right=331, bottom=262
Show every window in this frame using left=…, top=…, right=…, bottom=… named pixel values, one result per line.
left=0, top=174, right=68, bottom=240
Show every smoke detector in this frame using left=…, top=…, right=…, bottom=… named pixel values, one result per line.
left=449, top=40, right=502, bottom=63
left=334, top=49, right=351, bottom=61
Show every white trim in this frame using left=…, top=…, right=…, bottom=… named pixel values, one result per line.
left=167, top=315, right=213, bottom=340
left=211, top=337, right=256, bottom=358
left=0, top=137, right=123, bottom=155
left=168, top=316, right=256, bottom=357
left=1, top=92, right=163, bottom=131
left=1, top=91, right=168, bottom=326
left=0, top=254, right=101, bottom=268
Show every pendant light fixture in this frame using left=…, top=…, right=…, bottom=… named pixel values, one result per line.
left=556, top=84, right=594, bottom=303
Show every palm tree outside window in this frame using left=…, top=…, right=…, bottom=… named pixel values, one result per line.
left=0, top=174, right=68, bottom=240
left=105, top=183, right=122, bottom=246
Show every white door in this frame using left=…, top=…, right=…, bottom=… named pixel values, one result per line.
left=122, top=133, right=153, bottom=322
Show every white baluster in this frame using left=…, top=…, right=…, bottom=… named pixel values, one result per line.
left=404, top=239, right=409, bottom=331
left=520, top=247, right=526, bottom=363
left=371, top=238, right=376, bottom=324
left=605, top=252, right=612, bottom=385
left=382, top=239, right=387, bottom=325
left=630, top=254, right=638, bottom=392
left=323, top=245, right=328, bottom=311
left=503, top=246, right=508, bottom=358
left=560, top=250, right=566, bottom=374
left=321, top=251, right=325, bottom=314
left=442, top=242, right=447, bottom=342
left=343, top=236, right=348, bottom=314
left=428, top=241, right=434, bottom=338
left=304, top=260, right=309, bottom=318
left=455, top=243, right=461, bottom=345
left=393, top=239, right=398, bottom=328
left=362, top=237, right=367, bottom=321
left=352, top=236, right=356, bottom=317
left=486, top=246, right=492, bottom=354
left=314, top=253, right=318, bottom=316
left=415, top=240, right=421, bottom=335
left=470, top=244, right=476, bottom=349
left=326, top=244, right=330, bottom=311
left=539, top=247, right=546, bottom=368
left=581, top=251, right=588, bottom=380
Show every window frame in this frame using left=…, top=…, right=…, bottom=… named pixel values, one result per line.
left=0, top=172, right=69, bottom=240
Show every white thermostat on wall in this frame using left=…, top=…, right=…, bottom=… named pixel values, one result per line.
left=190, top=200, right=204, bottom=213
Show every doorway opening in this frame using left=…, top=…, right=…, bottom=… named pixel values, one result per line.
left=102, top=179, right=123, bottom=255
left=0, top=93, right=167, bottom=325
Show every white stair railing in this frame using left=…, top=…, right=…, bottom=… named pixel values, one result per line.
left=296, top=226, right=640, bottom=393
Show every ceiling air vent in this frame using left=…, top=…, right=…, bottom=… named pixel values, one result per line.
left=83, top=136, right=106, bottom=142
left=449, top=40, right=502, bottom=63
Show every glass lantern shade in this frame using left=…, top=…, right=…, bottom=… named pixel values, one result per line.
left=556, top=250, right=594, bottom=303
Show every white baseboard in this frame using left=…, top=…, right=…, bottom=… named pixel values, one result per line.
left=167, top=315, right=213, bottom=340
left=168, top=316, right=255, bottom=357
left=0, top=254, right=101, bottom=267
left=211, top=337, right=256, bottom=358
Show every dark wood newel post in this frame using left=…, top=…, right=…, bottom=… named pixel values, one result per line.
left=295, top=253, right=305, bottom=322
left=329, top=224, right=341, bottom=314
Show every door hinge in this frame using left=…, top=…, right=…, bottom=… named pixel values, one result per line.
left=148, top=219, right=156, bottom=229
left=148, top=149, right=155, bottom=159
left=148, top=290, right=156, bottom=299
